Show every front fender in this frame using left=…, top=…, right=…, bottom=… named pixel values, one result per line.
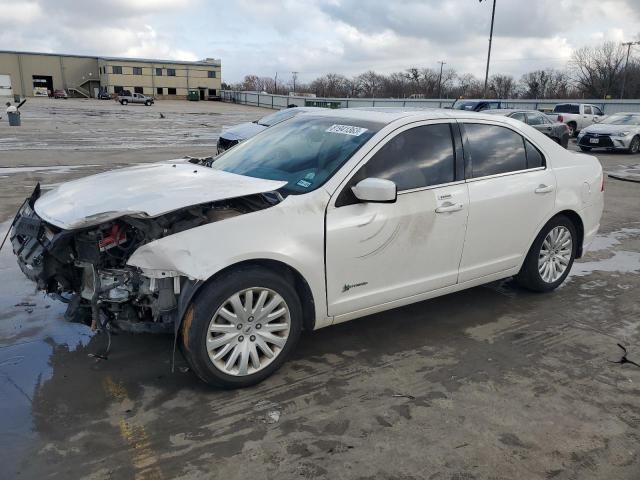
left=127, top=190, right=330, bottom=327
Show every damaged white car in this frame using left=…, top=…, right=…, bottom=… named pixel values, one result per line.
left=10, top=109, right=604, bottom=388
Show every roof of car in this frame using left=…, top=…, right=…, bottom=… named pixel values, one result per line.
left=484, top=108, right=544, bottom=115
left=299, top=107, right=520, bottom=125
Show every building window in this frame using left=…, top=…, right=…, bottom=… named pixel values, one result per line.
left=156, top=68, right=162, bottom=76
left=114, top=85, right=123, bottom=93
left=157, top=87, right=164, bottom=95
left=208, top=71, right=216, bottom=78
left=167, top=88, right=177, bottom=95
left=134, top=86, right=144, bottom=94
left=167, top=68, right=176, bottom=76
left=112, top=66, right=122, bottom=74
left=208, top=89, right=217, bottom=96
left=133, top=67, right=143, bottom=75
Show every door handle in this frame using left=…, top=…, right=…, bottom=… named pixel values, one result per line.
left=435, top=202, right=463, bottom=213
left=535, top=184, right=554, bottom=194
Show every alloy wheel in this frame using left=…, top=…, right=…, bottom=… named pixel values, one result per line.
left=206, top=288, right=291, bottom=376
left=538, top=226, right=572, bottom=283
left=631, top=137, right=640, bottom=154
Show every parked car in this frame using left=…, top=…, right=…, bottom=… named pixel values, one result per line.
left=10, top=109, right=603, bottom=388
left=451, top=99, right=505, bottom=112
left=217, top=107, right=323, bottom=153
left=549, top=103, right=604, bottom=137
left=117, top=92, right=154, bottom=106
left=576, top=112, right=640, bottom=154
left=486, top=109, right=570, bottom=148
left=97, top=90, right=111, bottom=100
left=53, top=89, right=68, bottom=99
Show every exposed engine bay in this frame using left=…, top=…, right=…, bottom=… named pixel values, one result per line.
left=10, top=179, right=280, bottom=338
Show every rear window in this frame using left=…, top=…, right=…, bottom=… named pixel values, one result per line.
left=464, top=124, right=527, bottom=178
left=553, top=104, right=580, bottom=114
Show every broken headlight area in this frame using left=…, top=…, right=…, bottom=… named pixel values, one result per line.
left=10, top=189, right=279, bottom=334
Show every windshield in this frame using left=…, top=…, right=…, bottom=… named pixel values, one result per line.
left=212, top=116, right=382, bottom=194
left=553, top=104, right=580, bottom=114
left=257, top=108, right=300, bottom=127
left=600, top=114, right=640, bottom=125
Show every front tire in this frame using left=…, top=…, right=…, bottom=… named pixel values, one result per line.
left=516, top=215, right=577, bottom=292
left=181, top=266, right=303, bottom=388
left=628, top=135, right=640, bottom=154
left=145, top=100, right=152, bottom=106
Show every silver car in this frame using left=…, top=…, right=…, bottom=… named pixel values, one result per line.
left=217, top=107, right=324, bottom=153
left=577, top=112, right=640, bottom=154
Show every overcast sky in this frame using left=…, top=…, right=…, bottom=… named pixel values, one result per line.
left=1, top=0, right=639, bottom=84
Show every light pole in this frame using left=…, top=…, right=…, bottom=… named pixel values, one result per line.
left=620, top=41, right=640, bottom=99
left=437, top=61, right=446, bottom=99
left=480, top=0, right=497, bottom=98
left=291, top=71, right=299, bottom=94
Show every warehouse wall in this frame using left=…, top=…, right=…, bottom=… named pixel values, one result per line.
left=99, top=60, right=221, bottom=99
left=0, top=52, right=97, bottom=96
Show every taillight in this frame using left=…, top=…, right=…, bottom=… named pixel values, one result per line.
left=558, top=115, right=563, bottom=123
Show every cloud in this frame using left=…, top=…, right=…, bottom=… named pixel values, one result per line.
left=0, top=0, right=639, bottom=82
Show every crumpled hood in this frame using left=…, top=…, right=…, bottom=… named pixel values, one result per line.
left=219, top=122, right=266, bottom=141
left=582, top=122, right=635, bottom=135
left=34, top=162, right=286, bottom=230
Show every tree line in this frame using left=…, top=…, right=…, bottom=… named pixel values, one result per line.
left=222, top=41, right=640, bottom=100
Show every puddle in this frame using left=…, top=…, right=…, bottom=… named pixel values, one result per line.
left=0, top=221, right=93, bottom=476
left=570, top=251, right=640, bottom=277
left=586, top=228, right=640, bottom=252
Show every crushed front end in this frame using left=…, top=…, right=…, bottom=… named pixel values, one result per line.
left=10, top=183, right=277, bottom=335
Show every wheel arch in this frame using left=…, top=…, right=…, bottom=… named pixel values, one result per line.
left=179, top=258, right=317, bottom=332
left=534, top=209, right=585, bottom=259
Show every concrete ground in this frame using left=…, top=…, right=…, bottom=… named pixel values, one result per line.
left=1, top=98, right=639, bottom=480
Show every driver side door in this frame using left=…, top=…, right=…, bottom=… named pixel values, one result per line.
left=325, top=121, right=469, bottom=319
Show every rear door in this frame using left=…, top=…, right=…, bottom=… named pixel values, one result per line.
left=325, top=121, right=469, bottom=317
left=458, top=121, right=556, bottom=282
left=526, top=112, right=554, bottom=138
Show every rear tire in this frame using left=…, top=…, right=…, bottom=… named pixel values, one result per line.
left=628, top=135, right=640, bottom=154
left=516, top=215, right=577, bottom=292
left=121, top=100, right=128, bottom=105
left=181, top=266, right=303, bottom=388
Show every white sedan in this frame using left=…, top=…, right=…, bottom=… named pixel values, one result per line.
left=10, top=109, right=604, bottom=388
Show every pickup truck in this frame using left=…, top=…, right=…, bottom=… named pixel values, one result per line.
left=548, top=103, right=604, bottom=136
left=117, top=92, right=154, bottom=106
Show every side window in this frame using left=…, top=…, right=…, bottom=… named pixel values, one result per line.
left=356, top=124, right=456, bottom=191
left=583, top=105, right=592, bottom=115
left=527, top=113, right=545, bottom=126
left=510, top=112, right=526, bottom=122
left=464, top=124, right=527, bottom=178
left=593, top=106, right=603, bottom=116
left=524, top=140, right=544, bottom=168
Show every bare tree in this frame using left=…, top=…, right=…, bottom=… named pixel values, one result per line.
left=356, top=71, right=385, bottom=97
left=570, top=41, right=626, bottom=98
left=488, top=74, right=516, bottom=98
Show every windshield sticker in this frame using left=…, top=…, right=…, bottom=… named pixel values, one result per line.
left=326, top=124, right=368, bottom=136
left=296, top=179, right=312, bottom=188
left=304, top=172, right=315, bottom=180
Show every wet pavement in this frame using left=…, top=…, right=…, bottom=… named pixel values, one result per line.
left=1, top=100, right=639, bottom=479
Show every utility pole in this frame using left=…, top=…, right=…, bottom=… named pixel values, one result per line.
left=274, top=72, right=278, bottom=94
left=437, top=61, right=446, bottom=99
left=291, top=71, right=299, bottom=94
left=620, top=41, right=640, bottom=99
left=480, top=0, right=497, bottom=98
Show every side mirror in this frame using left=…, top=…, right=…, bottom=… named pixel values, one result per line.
left=351, top=178, right=397, bottom=203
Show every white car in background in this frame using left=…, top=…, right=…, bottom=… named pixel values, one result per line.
left=577, top=112, right=640, bottom=154
left=11, top=109, right=604, bottom=388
